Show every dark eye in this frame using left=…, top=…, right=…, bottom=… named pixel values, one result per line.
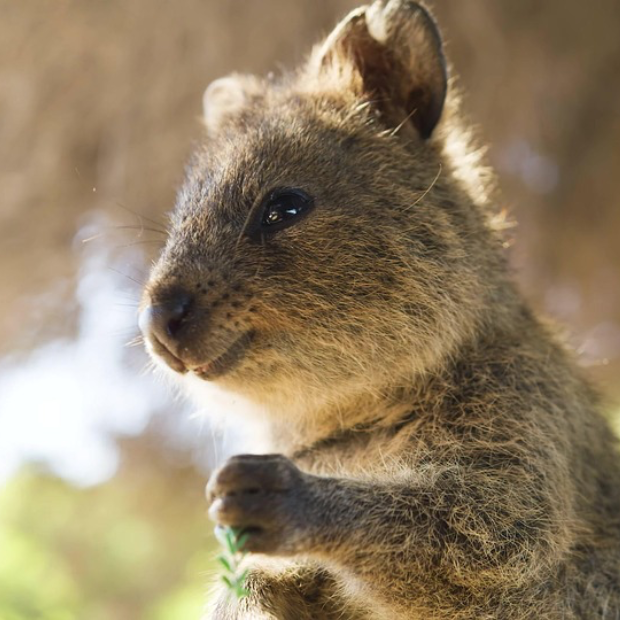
left=259, top=189, right=314, bottom=233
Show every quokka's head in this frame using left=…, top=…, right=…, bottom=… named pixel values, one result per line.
left=140, top=1, right=505, bottom=414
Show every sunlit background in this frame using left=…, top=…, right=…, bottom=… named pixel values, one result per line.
left=1, top=1, right=619, bottom=618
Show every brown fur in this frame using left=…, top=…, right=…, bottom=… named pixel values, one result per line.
left=140, top=2, right=620, bottom=618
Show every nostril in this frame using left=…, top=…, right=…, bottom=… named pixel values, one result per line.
left=139, top=291, right=194, bottom=346
left=165, top=294, right=193, bottom=338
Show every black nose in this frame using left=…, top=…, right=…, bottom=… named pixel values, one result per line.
left=139, top=290, right=194, bottom=371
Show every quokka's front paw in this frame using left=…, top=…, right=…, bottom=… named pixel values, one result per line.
left=206, top=454, right=312, bottom=555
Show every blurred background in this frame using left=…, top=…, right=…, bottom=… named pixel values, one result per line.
left=1, top=0, right=619, bottom=618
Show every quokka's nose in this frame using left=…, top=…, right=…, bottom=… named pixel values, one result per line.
left=139, top=290, right=194, bottom=371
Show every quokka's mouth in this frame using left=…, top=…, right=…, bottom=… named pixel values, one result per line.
left=191, top=331, right=256, bottom=380
left=149, top=334, right=189, bottom=375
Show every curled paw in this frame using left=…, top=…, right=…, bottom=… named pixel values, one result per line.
left=206, top=454, right=310, bottom=555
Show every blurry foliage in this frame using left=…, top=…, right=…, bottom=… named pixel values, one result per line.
left=0, top=448, right=218, bottom=620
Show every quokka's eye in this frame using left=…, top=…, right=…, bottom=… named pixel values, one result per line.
left=259, top=189, right=314, bottom=232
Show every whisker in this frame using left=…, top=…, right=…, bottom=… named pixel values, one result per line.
left=114, top=290, right=142, bottom=300
left=82, top=225, right=167, bottom=246
left=82, top=232, right=106, bottom=244
left=235, top=205, right=258, bottom=254
left=403, top=164, right=443, bottom=211
left=108, top=267, right=145, bottom=287
left=114, top=200, right=168, bottom=231
left=112, top=224, right=168, bottom=236
left=383, top=106, right=419, bottom=138
left=126, top=335, right=145, bottom=348
left=141, top=358, right=158, bottom=377
left=114, top=301, right=140, bottom=308
left=112, top=239, right=165, bottom=250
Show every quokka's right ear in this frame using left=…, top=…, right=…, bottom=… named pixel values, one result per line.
left=202, top=74, right=262, bottom=134
left=308, top=1, right=447, bottom=139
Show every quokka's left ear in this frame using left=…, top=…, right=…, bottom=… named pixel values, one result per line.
left=309, top=0, right=447, bottom=139
left=202, top=74, right=262, bottom=135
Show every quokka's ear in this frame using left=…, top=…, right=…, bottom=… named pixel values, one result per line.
left=202, top=74, right=262, bottom=134
left=311, top=1, right=447, bottom=139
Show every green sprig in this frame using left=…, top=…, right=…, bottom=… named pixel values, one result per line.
left=215, top=526, right=250, bottom=599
